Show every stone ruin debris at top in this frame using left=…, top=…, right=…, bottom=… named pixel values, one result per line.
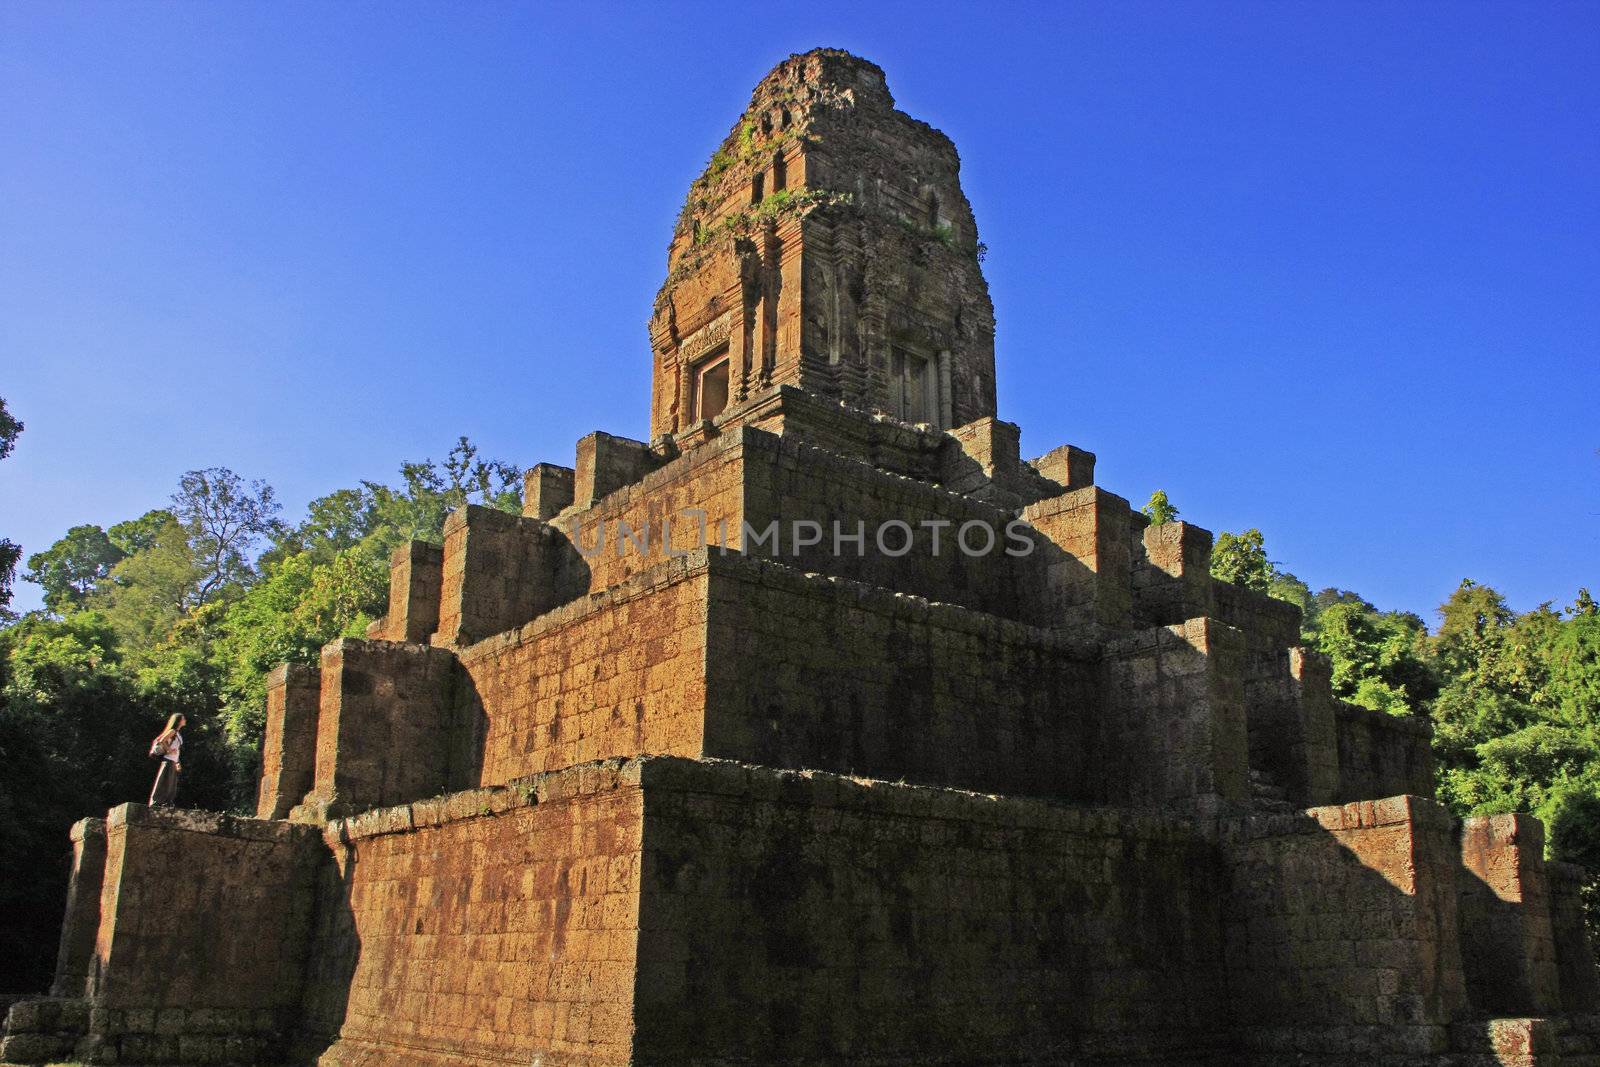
left=4, top=47, right=1598, bottom=1067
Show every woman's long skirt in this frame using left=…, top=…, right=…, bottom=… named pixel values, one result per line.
left=149, top=760, right=179, bottom=807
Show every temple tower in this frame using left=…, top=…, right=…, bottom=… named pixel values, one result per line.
left=649, top=49, right=996, bottom=440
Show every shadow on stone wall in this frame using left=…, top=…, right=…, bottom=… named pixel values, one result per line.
left=290, top=843, right=360, bottom=1065
left=1223, top=799, right=1600, bottom=1063
left=450, top=665, right=490, bottom=792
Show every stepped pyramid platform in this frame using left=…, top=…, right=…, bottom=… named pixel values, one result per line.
left=6, top=48, right=1598, bottom=1067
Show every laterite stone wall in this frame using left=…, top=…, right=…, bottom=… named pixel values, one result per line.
left=302, top=765, right=645, bottom=1067
left=701, top=553, right=1096, bottom=799
left=459, top=558, right=712, bottom=787
left=633, top=758, right=1229, bottom=1065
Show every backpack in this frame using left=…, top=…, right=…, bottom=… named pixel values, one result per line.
left=149, top=735, right=171, bottom=759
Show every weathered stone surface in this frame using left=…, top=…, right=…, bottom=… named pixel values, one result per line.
left=48, top=818, right=105, bottom=1000
left=1335, top=699, right=1436, bottom=802
left=0, top=810, right=323, bottom=1065
left=435, top=504, right=570, bottom=647
left=381, top=538, right=444, bottom=643
left=256, top=661, right=321, bottom=820
left=574, top=430, right=662, bottom=508
left=1226, top=795, right=1469, bottom=1052
left=1548, top=860, right=1600, bottom=1013
left=650, top=50, right=994, bottom=441
left=522, top=461, right=575, bottom=520
left=1458, top=814, right=1563, bottom=1017
left=1131, top=517, right=1214, bottom=627
left=633, top=758, right=1227, bottom=1065
left=1100, top=617, right=1251, bottom=808
left=297, top=637, right=461, bottom=819
left=1028, top=441, right=1096, bottom=492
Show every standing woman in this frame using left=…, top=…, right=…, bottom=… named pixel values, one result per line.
left=148, top=713, right=184, bottom=807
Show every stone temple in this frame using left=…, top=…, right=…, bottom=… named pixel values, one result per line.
left=5, top=48, right=1599, bottom=1067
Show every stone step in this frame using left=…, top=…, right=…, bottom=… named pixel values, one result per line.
left=1248, top=767, right=1289, bottom=802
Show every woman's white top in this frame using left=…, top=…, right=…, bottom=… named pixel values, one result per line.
left=164, top=732, right=182, bottom=764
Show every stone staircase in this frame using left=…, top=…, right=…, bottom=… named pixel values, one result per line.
left=1249, top=766, right=1299, bottom=815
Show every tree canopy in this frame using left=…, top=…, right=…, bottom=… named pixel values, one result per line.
left=25, top=524, right=125, bottom=615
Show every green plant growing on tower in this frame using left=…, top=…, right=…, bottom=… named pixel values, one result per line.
left=1142, top=490, right=1179, bottom=527
left=1212, top=528, right=1274, bottom=593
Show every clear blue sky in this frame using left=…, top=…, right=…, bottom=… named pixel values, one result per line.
left=2, top=2, right=1595, bottom=621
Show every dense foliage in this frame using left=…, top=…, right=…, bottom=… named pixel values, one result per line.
left=0, top=426, right=520, bottom=991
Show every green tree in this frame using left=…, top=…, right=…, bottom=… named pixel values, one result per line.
left=1311, top=599, right=1434, bottom=717
left=263, top=487, right=381, bottom=566
left=1141, top=490, right=1179, bottom=527
left=172, top=468, right=283, bottom=605
left=1546, top=591, right=1600, bottom=724
left=1428, top=582, right=1600, bottom=845
left=0, top=396, right=23, bottom=623
left=1268, top=570, right=1313, bottom=616
left=90, top=512, right=205, bottom=659
left=24, top=524, right=126, bottom=615
left=0, top=396, right=19, bottom=461
left=1211, top=528, right=1273, bottom=593
left=0, top=542, right=17, bottom=625
left=212, top=438, right=517, bottom=753
left=365, top=436, right=522, bottom=548
left=108, top=509, right=176, bottom=555
left=212, top=546, right=387, bottom=746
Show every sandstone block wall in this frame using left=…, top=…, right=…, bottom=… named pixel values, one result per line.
left=942, top=415, right=1020, bottom=495
left=1243, top=646, right=1340, bottom=806
left=64, top=806, right=325, bottom=1064
left=1099, top=619, right=1250, bottom=808
left=701, top=553, right=1096, bottom=799
left=941, top=416, right=1066, bottom=507
left=1335, top=702, right=1436, bottom=802
left=300, top=639, right=460, bottom=819
left=1547, top=861, right=1600, bottom=1013
left=436, top=505, right=572, bottom=647
left=737, top=385, right=944, bottom=483
left=1212, top=579, right=1304, bottom=653
left=459, top=551, right=1109, bottom=804
left=553, top=427, right=748, bottom=595
left=633, top=757, right=1229, bottom=1065
left=522, top=462, right=575, bottom=521
left=1131, top=519, right=1214, bottom=628
left=381, top=539, right=444, bottom=643
left=575, top=431, right=661, bottom=509
left=48, top=818, right=105, bottom=1000
left=1026, top=441, right=1096, bottom=493
left=457, top=557, right=711, bottom=787
left=552, top=425, right=1045, bottom=625
left=1286, top=647, right=1342, bottom=802
left=257, top=662, right=321, bottom=820
left=1457, top=814, right=1562, bottom=1017
left=739, top=429, right=1046, bottom=623
left=16, top=754, right=1600, bottom=1067
left=1022, top=486, right=1134, bottom=640
left=299, top=763, right=646, bottom=1067
left=1223, top=796, right=1468, bottom=1058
